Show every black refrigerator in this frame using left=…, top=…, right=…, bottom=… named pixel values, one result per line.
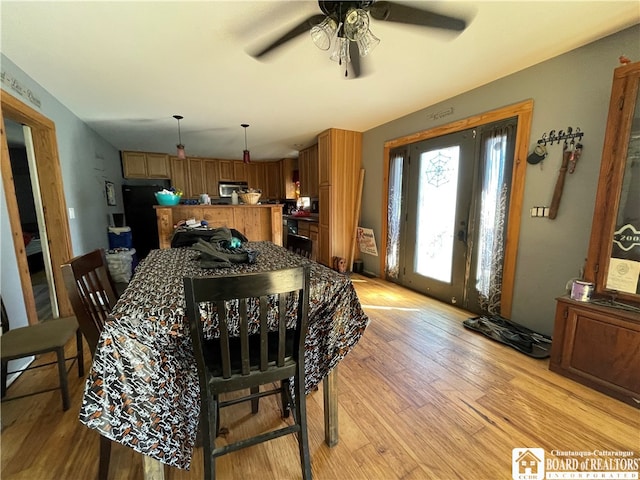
left=122, top=184, right=169, bottom=259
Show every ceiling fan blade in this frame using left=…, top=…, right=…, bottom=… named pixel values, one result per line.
left=369, top=1, right=466, bottom=31
left=253, top=14, right=326, bottom=58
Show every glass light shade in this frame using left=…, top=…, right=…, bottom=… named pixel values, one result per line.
left=177, top=144, right=186, bottom=159
left=356, top=29, right=380, bottom=57
left=329, top=36, right=351, bottom=65
left=311, top=17, right=338, bottom=51
left=243, top=149, right=251, bottom=164
left=344, top=8, right=369, bottom=41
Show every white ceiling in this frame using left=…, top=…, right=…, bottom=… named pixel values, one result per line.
left=2, top=1, right=639, bottom=160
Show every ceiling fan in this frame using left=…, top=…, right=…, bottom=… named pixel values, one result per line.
left=252, top=1, right=467, bottom=78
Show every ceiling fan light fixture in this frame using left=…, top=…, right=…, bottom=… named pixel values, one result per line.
left=173, top=114, right=186, bottom=159
left=241, top=123, right=251, bottom=164
left=344, top=8, right=369, bottom=41
left=356, top=28, right=380, bottom=56
left=329, top=35, right=350, bottom=65
left=310, top=16, right=338, bottom=50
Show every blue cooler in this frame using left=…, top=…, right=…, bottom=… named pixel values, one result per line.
left=108, top=226, right=133, bottom=249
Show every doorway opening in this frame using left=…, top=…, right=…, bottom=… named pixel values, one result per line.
left=1, top=91, right=74, bottom=325
left=5, top=119, right=58, bottom=321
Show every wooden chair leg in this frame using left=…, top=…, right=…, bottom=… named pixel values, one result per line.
left=76, top=329, right=85, bottom=378
left=98, top=435, right=112, bottom=480
left=56, top=347, right=70, bottom=411
left=294, top=374, right=311, bottom=480
left=1, top=360, right=7, bottom=398
left=250, top=386, right=259, bottom=414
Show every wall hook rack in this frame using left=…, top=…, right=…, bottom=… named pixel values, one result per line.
left=537, top=127, right=584, bottom=146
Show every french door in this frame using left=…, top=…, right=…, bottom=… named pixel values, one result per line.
left=392, top=119, right=517, bottom=314
left=399, top=128, right=476, bottom=306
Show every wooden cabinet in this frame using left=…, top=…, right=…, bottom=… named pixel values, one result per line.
left=316, top=128, right=362, bottom=268
left=155, top=204, right=283, bottom=248
left=550, top=298, right=639, bottom=406
left=281, top=158, right=298, bottom=200
left=169, top=156, right=188, bottom=194
left=297, top=221, right=319, bottom=261
left=203, top=159, right=220, bottom=198
left=298, top=144, right=318, bottom=197
left=233, top=161, right=248, bottom=182
left=187, top=157, right=205, bottom=197
left=264, top=161, right=281, bottom=200
left=122, top=151, right=170, bottom=179
left=550, top=61, right=640, bottom=407
left=219, top=160, right=234, bottom=181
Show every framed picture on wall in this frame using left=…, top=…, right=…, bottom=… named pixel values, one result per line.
left=105, top=181, right=116, bottom=206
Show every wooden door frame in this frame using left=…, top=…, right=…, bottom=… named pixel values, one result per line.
left=380, top=99, right=533, bottom=318
left=1, top=91, right=74, bottom=324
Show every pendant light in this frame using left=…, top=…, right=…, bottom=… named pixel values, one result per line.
left=241, top=123, right=251, bottom=164
left=173, top=115, right=186, bottom=159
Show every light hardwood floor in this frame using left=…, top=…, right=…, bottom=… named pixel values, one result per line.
left=1, top=275, right=638, bottom=479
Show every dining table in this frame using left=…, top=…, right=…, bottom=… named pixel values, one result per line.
left=78, top=241, right=369, bottom=479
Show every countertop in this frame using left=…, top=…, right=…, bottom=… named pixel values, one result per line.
left=154, top=203, right=281, bottom=208
left=283, top=214, right=319, bottom=223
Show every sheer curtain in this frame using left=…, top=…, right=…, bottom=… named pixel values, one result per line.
left=386, top=150, right=405, bottom=280
left=476, top=125, right=515, bottom=314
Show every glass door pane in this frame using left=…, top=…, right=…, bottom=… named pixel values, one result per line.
left=415, top=146, right=460, bottom=282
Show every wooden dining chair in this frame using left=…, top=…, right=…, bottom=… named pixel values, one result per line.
left=0, top=297, right=83, bottom=411
left=184, top=266, right=312, bottom=480
left=61, top=248, right=118, bottom=480
left=287, top=234, right=313, bottom=259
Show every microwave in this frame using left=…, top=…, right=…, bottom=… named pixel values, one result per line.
left=218, top=181, right=248, bottom=198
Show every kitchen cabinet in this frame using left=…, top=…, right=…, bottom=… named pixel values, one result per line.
left=122, top=151, right=170, bottom=179
left=187, top=157, right=205, bottom=197
left=250, top=162, right=266, bottom=193
left=264, top=161, right=282, bottom=200
left=233, top=161, right=248, bottom=182
left=281, top=158, right=299, bottom=200
left=549, top=61, right=640, bottom=407
left=316, top=128, right=362, bottom=268
left=299, top=144, right=318, bottom=198
left=219, top=160, right=234, bottom=181
left=169, top=156, right=188, bottom=194
left=203, top=159, right=220, bottom=198
left=297, top=221, right=319, bottom=261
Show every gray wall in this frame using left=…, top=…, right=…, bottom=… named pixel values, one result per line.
left=359, top=25, right=640, bottom=336
left=1, top=54, right=121, bottom=326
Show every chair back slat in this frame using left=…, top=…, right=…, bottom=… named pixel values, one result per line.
left=287, top=234, right=313, bottom=259
left=277, top=293, right=286, bottom=367
left=217, top=300, right=232, bottom=379
left=259, top=296, right=269, bottom=371
left=61, top=249, right=118, bottom=355
left=184, top=267, right=310, bottom=390
left=239, top=298, right=250, bottom=376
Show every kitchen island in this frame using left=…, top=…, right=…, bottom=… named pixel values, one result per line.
left=155, top=204, right=282, bottom=249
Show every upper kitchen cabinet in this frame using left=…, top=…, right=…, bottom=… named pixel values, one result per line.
left=233, top=161, right=248, bottom=182
left=264, top=161, right=282, bottom=200
left=122, top=151, right=171, bottom=179
left=316, top=128, right=362, bottom=267
left=219, top=160, right=234, bottom=181
left=299, top=144, right=318, bottom=197
left=281, top=158, right=299, bottom=200
left=169, top=156, right=188, bottom=194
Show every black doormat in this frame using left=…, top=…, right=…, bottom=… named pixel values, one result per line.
left=463, top=315, right=552, bottom=358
